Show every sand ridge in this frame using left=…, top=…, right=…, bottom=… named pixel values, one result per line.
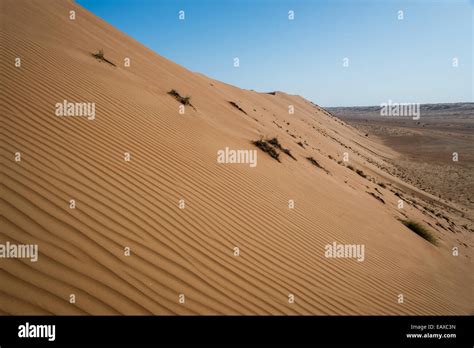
left=0, top=0, right=473, bottom=315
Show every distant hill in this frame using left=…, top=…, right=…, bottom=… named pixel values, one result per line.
left=326, top=103, right=474, bottom=120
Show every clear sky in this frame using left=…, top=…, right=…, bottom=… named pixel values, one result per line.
left=77, top=0, right=473, bottom=107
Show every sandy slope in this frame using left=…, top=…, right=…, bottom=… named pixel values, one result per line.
left=0, top=0, right=472, bottom=315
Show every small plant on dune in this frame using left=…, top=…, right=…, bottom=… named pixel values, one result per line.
left=91, top=49, right=116, bottom=67
left=282, top=148, right=297, bottom=161
left=181, top=96, right=191, bottom=105
left=306, top=156, right=329, bottom=173
left=93, top=49, right=104, bottom=59
left=347, top=164, right=355, bottom=171
left=228, top=101, right=247, bottom=115
left=267, top=137, right=282, bottom=149
left=367, top=191, right=385, bottom=204
left=356, top=169, right=367, bottom=178
left=267, top=137, right=296, bottom=160
left=252, top=139, right=280, bottom=162
left=307, top=156, right=322, bottom=168
left=168, top=89, right=193, bottom=106
left=297, top=141, right=305, bottom=148
left=401, top=219, right=437, bottom=245
left=377, top=182, right=387, bottom=188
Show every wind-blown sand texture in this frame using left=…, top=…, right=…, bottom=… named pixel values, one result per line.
left=1, top=0, right=472, bottom=315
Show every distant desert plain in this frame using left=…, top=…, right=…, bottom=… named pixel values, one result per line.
left=328, top=103, right=474, bottom=212
left=0, top=0, right=473, bottom=315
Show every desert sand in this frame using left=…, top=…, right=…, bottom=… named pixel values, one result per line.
left=0, top=0, right=472, bottom=315
left=328, top=104, right=474, bottom=211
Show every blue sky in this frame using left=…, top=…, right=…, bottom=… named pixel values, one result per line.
left=78, top=0, right=473, bottom=107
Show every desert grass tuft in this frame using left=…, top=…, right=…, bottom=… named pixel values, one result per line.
left=252, top=139, right=280, bottom=162
left=356, top=169, right=367, bottom=178
left=267, top=137, right=296, bottom=160
left=306, top=156, right=329, bottom=173
left=401, top=219, right=437, bottom=245
left=228, top=101, right=247, bottom=115
left=91, top=49, right=116, bottom=67
left=168, top=89, right=193, bottom=106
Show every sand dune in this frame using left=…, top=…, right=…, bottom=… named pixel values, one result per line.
left=1, top=0, right=472, bottom=315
